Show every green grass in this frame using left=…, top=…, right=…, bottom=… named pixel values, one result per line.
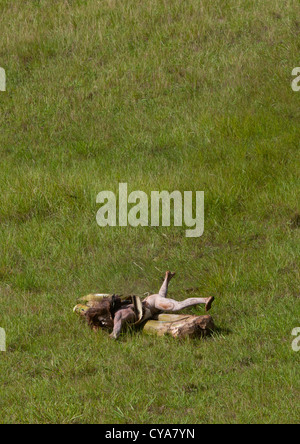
left=0, top=0, right=299, bottom=424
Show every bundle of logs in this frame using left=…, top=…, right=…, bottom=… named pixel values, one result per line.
left=143, top=313, right=215, bottom=339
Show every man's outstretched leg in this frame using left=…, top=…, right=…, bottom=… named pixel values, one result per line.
left=144, top=271, right=214, bottom=314
left=143, top=271, right=176, bottom=312
left=159, top=271, right=176, bottom=298
left=153, top=295, right=214, bottom=313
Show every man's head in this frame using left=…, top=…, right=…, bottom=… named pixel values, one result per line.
left=85, top=299, right=114, bottom=331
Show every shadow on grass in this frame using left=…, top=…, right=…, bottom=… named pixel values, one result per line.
left=115, top=320, right=232, bottom=344
left=211, top=325, right=232, bottom=336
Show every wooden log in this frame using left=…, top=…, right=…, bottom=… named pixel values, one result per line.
left=143, top=314, right=214, bottom=339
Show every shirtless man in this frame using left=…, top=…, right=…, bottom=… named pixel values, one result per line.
left=109, top=271, right=214, bottom=339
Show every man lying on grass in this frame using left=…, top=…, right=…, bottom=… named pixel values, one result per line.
left=75, top=271, right=214, bottom=339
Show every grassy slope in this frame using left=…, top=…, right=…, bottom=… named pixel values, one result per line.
left=0, top=0, right=299, bottom=424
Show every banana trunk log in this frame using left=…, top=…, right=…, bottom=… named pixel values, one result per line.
left=143, top=314, right=214, bottom=339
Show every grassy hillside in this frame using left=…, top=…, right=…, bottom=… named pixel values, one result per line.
left=0, top=0, right=299, bottom=424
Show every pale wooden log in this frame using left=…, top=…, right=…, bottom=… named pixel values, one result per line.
left=143, top=314, right=214, bottom=338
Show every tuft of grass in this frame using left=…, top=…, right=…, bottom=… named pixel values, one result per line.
left=0, top=0, right=299, bottom=424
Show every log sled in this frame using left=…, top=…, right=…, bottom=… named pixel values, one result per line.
left=143, top=313, right=214, bottom=339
